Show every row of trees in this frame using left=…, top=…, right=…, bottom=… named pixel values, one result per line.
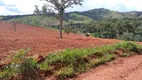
left=79, top=18, right=142, bottom=41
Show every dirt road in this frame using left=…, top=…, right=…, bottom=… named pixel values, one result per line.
left=76, top=55, right=142, bottom=80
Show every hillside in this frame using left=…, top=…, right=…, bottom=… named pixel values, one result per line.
left=0, top=15, right=61, bottom=27
left=0, top=13, right=93, bottom=27
left=0, top=21, right=142, bottom=79
left=72, top=8, right=142, bottom=20
left=71, top=8, right=124, bottom=20
left=1, top=8, right=142, bottom=26
left=0, top=10, right=142, bottom=79
left=1, top=5, right=142, bottom=80
left=0, top=21, right=120, bottom=60
left=0, top=8, right=142, bottom=42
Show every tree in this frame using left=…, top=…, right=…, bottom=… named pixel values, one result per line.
left=64, top=21, right=77, bottom=35
left=9, top=21, right=21, bottom=32
left=34, top=0, right=83, bottom=38
left=12, top=22, right=17, bottom=32
left=33, top=5, right=41, bottom=15
left=8, top=21, right=17, bottom=32
left=64, top=26, right=73, bottom=35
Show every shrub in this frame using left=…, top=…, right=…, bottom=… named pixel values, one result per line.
left=120, top=32, right=134, bottom=41
left=0, top=49, right=40, bottom=80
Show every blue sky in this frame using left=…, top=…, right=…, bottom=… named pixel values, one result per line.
left=0, top=0, right=142, bottom=15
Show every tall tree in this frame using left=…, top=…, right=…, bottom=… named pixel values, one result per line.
left=34, top=0, right=83, bottom=38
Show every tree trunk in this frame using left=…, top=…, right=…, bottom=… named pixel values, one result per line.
left=59, top=10, right=64, bottom=38
left=60, top=18, right=63, bottom=38
left=12, top=22, right=16, bottom=32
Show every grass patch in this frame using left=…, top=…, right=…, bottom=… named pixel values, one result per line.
left=0, top=42, right=142, bottom=80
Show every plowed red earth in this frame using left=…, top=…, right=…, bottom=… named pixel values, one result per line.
left=0, top=21, right=120, bottom=59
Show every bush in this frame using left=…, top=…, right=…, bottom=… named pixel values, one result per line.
left=0, top=49, right=40, bottom=80
left=119, top=32, right=134, bottom=41
left=134, top=35, right=142, bottom=42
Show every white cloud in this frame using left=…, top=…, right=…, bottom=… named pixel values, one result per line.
left=0, top=0, right=142, bottom=15
left=0, top=0, right=43, bottom=15
left=67, top=0, right=142, bottom=12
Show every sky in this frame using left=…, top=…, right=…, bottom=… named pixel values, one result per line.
left=0, top=0, right=142, bottom=15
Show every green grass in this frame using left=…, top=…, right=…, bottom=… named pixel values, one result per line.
left=0, top=42, right=142, bottom=80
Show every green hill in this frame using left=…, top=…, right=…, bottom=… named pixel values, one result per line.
left=1, top=8, right=142, bottom=26
left=0, top=13, right=93, bottom=27
left=72, top=8, right=142, bottom=20
left=0, top=15, right=60, bottom=27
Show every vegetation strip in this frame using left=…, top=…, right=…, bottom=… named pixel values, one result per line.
left=0, top=42, right=142, bottom=80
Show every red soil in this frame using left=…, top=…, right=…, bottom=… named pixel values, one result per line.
left=0, top=21, right=120, bottom=59
left=75, top=55, right=142, bottom=80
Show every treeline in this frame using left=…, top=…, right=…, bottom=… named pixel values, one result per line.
left=51, top=18, right=142, bottom=42
left=78, top=18, right=142, bottom=41
left=0, top=14, right=34, bottom=21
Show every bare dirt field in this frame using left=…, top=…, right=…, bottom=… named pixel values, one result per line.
left=75, top=55, right=142, bottom=80
left=0, top=21, right=121, bottom=59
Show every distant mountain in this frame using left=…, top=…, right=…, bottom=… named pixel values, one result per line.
left=1, top=8, right=142, bottom=26
left=69, top=8, right=142, bottom=20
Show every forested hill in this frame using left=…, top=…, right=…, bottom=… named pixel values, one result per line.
left=67, top=8, right=142, bottom=20
left=1, top=8, right=142, bottom=22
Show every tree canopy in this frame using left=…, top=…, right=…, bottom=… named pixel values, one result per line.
left=34, top=0, right=83, bottom=38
